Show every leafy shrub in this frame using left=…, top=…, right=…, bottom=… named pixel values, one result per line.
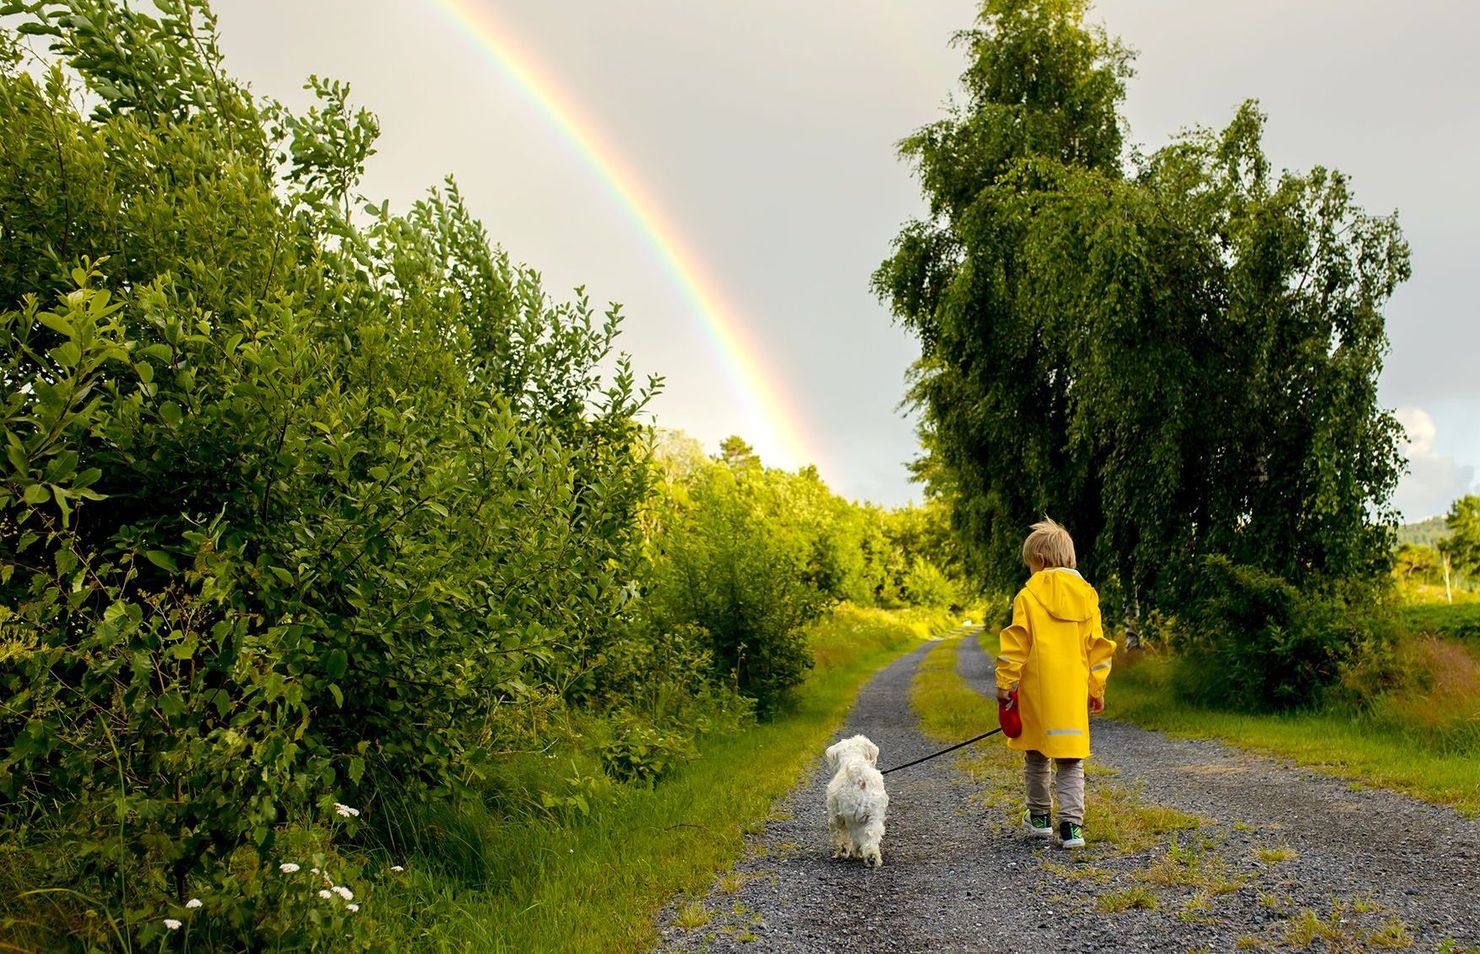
left=1170, top=557, right=1398, bottom=711
left=600, top=713, right=698, bottom=784
left=0, top=3, right=655, bottom=945
left=900, top=556, right=961, bottom=609
left=645, top=455, right=828, bottom=717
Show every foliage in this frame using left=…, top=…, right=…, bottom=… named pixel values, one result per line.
left=365, top=604, right=934, bottom=953
left=644, top=437, right=829, bottom=717
left=1397, top=515, right=1449, bottom=548
left=1445, top=495, right=1480, bottom=576
left=0, top=1, right=660, bottom=945
left=1113, top=639, right=1480, bottom=815
left=1169, top=558, right=1399, bottom=711
left=875, top=0, right=1408, bottom=617
left=643, top=435, right=964, bottom=717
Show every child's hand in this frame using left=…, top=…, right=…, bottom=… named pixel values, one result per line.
left=1088, top=695, right=1104, bottom=714
left=996, top=687, right=1012, bottom=705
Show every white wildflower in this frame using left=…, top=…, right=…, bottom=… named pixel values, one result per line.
left=333, top=885, right=354, bottom=901
left=310, top=867, right=320, bottom=875
left=346, top=903, right=360, bottom=913
left=279, top=862, right=301, bottom=874
left=390, top=865, right=405, bottom=873
left=163, top=919, right=182, bottom=931
left=185, top=898, right=202, bottom=909
left=318, top=889, right=332, bottom=900
left=333, top=802, right=360, bottom=818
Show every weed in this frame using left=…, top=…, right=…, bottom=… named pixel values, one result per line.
left=1438, top=941, right=1480, bottom=954
left=1236, top=936, right=1264, bottom=950
left=1112, top=644, right=1480, bottom=815
left=1350, top=896, right=1381, bottom=914
left=1097, top=887, right=1158, bottom=913
left=674, top=898, right=711, bottom=931
left=1255, top=846, right=1298, bottom=864
left=1040, top=860, right=1112, bottom=884
left=1283, top=908, right=1323, bottom=947
left=1367, top=916, right=1414, bottom=949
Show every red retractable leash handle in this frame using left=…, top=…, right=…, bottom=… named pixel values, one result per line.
left=998, top=687, right=1023, bottom=739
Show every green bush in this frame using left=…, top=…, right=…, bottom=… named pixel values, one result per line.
left=0, top=3, right=656, bottom=945
left=645, top=456, right=827, bottom=717
left=1170, top=557, right=1397, bottom=711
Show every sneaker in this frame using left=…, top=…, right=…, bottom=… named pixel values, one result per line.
left=1022, top=811, right=1052, bottom=837
left=1058, top=821, right=1085, bottom=849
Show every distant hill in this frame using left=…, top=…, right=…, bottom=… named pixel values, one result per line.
left=1398, top=515, right=1450, bottom=548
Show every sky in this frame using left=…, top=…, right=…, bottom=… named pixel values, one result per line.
left=209, top=0, right=1478, bottom=520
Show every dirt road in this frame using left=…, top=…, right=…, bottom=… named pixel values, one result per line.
left=658, top=629, right=1480, bottom=952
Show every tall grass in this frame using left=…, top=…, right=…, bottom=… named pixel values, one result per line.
left=1111, top=638, right=1480, bottom=816
left=370, top=604, right=947, bottom=952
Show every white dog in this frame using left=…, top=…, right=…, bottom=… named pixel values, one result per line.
left=824, top=734, right=889, bottom=867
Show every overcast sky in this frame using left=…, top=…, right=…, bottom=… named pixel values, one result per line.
left=210, top=0, right=1478, bottom=520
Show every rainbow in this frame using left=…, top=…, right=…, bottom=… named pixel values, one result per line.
left=429, top=0, right=817, bottom=474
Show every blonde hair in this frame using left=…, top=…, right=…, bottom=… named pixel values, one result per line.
left=1022, top=517, right=1076, bottom=570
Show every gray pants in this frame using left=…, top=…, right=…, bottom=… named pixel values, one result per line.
left=1025, top=750, right=1084, bottom=826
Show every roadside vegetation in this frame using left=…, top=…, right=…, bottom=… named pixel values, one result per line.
left=370, top=605, right=947, bottom=953
left=0, top=5, right=964, bottom=949
left=1110, top=609, right=1480, bottom=816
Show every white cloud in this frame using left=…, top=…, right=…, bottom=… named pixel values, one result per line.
left=1394, top=406, right=1476, bottom=520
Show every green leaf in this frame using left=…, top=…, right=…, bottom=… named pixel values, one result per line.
left=137, top=361, right=154, bottom=384
left=36, top=311, right=77, bottom=338
left=323, top=648, right=347, bottom=680
left=4, top=436, right=28, bottom=477
left=144, top=550, right=179, bottom=573
left=50, top=341, right=82, bottom=368
left=269, top=565, right=293, bottom=585
left=348, top=755, right=365, bottom=784
left=158, top=402, right=183, bottom=427
left=329, top=683, right=344, bottom=708
left=22, top=484, right=49, bottom=505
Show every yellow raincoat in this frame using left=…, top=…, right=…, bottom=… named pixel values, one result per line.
left=995, top=568, right=1116, bottom=759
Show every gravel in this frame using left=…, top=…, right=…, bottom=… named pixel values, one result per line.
left=657, top=630, right=1480, bottom=952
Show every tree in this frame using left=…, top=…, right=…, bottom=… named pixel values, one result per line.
left=1445, top=495, right=1480, bottom=576
left=875, top=0, right=1408, bottom=614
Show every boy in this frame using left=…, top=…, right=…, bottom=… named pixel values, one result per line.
left=994, top=518, right=1115, bottom=849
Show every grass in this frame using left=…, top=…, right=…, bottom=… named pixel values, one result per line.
left=1273, top=902, right=1417, bottom=952
left=1255, top=846, right=1298, bottom=864
left=1398, top=601, right=1480, bottom=640
left=369, top=604, right=948, bottom=952
left=1110, top=644, right=1480, bottom=815
left=1134, top=836, right=1243, bottom=894
left=1097, top=887, right=1158, bottom=912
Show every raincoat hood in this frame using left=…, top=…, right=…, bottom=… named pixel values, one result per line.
left=1025, top=568, right=1097, bottom=623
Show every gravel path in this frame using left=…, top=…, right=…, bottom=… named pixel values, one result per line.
left=657, top=630, right=1480, bottom=952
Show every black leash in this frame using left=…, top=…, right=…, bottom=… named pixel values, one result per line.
left=880, top=727, right=1003, bottom=776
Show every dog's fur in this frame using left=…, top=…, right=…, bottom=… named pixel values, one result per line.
left=824, top=734, right=888, bottom=867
